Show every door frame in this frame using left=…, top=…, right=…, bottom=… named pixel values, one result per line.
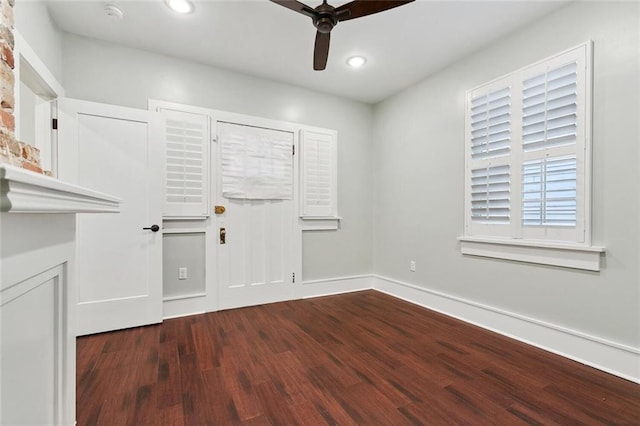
left=212, top=110, right=303, bottom=312
left=149, top=100, right=303, bottom=314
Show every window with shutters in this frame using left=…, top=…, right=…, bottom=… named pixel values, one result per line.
left=160, top=108, right=210, bottom=219
left=461, top=42, right=604, bottom=271
left=300, top=129, right=338, bottom=219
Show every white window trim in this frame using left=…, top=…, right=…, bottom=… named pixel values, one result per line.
left=461, top=42, right=605, bottom=271
left=458, top=236, right=604, bottom=271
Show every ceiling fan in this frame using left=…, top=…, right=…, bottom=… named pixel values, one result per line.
left=270, top=0, right=415, bottom=71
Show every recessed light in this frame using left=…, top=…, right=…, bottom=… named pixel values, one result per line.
left=346, top=56, right=367, bottom=69
left=165, top=0, right=194, bottom=14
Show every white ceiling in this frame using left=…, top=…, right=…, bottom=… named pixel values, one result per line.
left=47, top=0, right=569, bottom=104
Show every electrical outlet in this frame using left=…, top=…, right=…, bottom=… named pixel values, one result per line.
left=178, top=267, right=188, bottom=280
left=410, top=261, right=416, bottom=272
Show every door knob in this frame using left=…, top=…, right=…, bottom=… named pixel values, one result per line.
left=220, top=227, right=226, bottom=244
left=142, top=224, right=160, bottom=232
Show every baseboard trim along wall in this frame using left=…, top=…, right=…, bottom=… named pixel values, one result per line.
left=298, top=274, right=373, bottom=299
left=163, top=293, right=207, bottom=320
left=371, top=274, right=640, bottom=384
left=158, top=273, right=639, bottom=383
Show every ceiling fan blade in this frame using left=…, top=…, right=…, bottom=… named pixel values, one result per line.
left=336, top=0, right=414, bottom=22
left=270, top=0, right=317, bottom=19
left=313, top=31, right=330, bottom=71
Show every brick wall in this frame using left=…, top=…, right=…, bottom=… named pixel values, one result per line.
left=0, top=0, right=42, bottom=173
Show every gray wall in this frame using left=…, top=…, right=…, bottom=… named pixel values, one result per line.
left=16, top=1, right=639, bottom=349
left=14, top=0, right=63, bottom=83
left=372, top=1, right=639, bottom=347
left=62, top=34, right=374, bottom=281
left=163, top=233, right=206, bottom=298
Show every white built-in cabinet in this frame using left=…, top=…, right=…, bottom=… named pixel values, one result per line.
left=0, top=165, right=119, bottom=425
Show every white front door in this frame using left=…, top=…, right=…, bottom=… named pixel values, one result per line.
left=215, top=121, right=295, bottom=310
left=57, top=98, right=162, bottom=335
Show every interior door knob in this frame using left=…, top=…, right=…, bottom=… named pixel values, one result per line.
left=142, top=224, right=160, bottom=232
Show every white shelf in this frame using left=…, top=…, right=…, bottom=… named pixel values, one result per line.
left=0, top=164, right=120, bottom=213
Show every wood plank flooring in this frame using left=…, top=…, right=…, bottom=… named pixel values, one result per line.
left=76, top=291, right=640, bottom=425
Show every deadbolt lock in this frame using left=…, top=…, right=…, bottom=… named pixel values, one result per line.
left=219, top=227, right=226, bottom=244
left=214, top=205, right=226, bottom=215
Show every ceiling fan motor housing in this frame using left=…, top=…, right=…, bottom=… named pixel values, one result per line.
left=313, top=2, right=338, bottom=33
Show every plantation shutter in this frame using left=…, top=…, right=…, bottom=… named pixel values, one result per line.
left=520, top=49, right=585, bottom=242
left=466, top=83, right=513, bottom=237
left=161, top=109, right=209, bottom=218
left=470, top=87, right=511, bottom=159
left=471, top=165, right=511, bottom=223
left=522, top=156, right=577, bottom=226
left=461, top=43, right=596, bottom=269
left=522, top=62, right=578, bottom=152
left=300, top=129, right=337, bottom=218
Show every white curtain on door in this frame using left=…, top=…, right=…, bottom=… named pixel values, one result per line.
left=219, top=122, right=293, bottom=200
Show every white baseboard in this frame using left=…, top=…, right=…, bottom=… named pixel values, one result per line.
left=160, top=273, right=639, bottom=383
left=163, top=294, right=207, bottom=319
left=297, top=274, right=373, bottom=299
left=372, top=274, right=640, bottom=383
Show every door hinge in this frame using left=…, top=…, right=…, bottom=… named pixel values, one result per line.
left=52, top=118, right=58, bottom=130
left=292, top=145, right=295, bottom=156
left=292, top=272, right=295, bottom=283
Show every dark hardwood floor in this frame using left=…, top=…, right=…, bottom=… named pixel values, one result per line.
left=76, top=291, right=640, bottom=425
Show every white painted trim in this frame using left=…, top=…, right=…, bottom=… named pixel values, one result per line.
left=162, top=228, right=207, bottom=234
left=459, top=237, right=604, bottom=271
left=14, top=31, right=65, bottom=98
left=163, top=294, right=207, bottom=319
left=159, top=271, right=640, bottom=383
left=297, top=275, right=372, bottom=299
left=0, top=264, right=70, bottom=425
left=163, top=292, right=206, bottom=302
left=148, top=99, right=333, bottom=136
left=372, top=274, right=640, bottom=383
left=14, top=31, right=65, bottom=172
left=0, top=165, right=120, bottom=213
left=163, top=216, right=209, bottom=221
left=300, top=217, right=340, bottom=231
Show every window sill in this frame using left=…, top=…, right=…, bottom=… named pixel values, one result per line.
left=458, top=236, right=605, bottom=271
left=299, top=216, right=341, bottom=231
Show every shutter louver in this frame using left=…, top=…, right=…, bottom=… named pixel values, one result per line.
left=470, top=87, right=511, bottom=159
left=522, top=156, right=577, bottom=226
left=471, top=165, right=510, bottom=223
left=523, top=62, right=578, bottom=151
left=300, top=130, right=337, bottom=217
left=162, top=109, right=209, bottom=218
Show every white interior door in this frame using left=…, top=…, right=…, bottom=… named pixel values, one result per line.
left=216, top=121, right=294, bottom=310
left=57, top=98, right=162, bottom=336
